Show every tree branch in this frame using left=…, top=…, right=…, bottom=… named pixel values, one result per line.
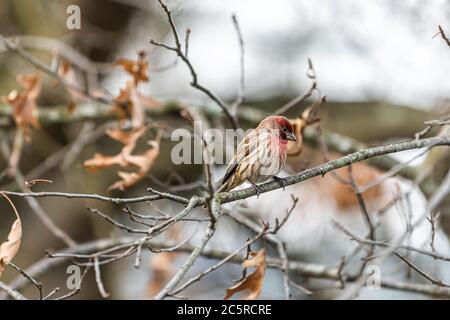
left=150, top=0, right=239, bottom=130
left=216, top=134, right=450, bottom=204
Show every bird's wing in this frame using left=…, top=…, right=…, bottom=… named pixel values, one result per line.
left=221, top=157, right=238, bottom=187
left=220, top=130, right=259, bottom=187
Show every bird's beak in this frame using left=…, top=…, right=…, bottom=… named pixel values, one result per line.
left=286, top=132, right=296, bottom=141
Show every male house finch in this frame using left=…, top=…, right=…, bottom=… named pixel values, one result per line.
left=217, top=116, right=296, bottom=195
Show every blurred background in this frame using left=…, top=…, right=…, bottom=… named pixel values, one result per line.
left=1, top=0, right=450, bottom=299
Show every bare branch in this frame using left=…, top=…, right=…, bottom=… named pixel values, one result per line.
left=0, top=281, right=27, bottom=300
left=333, top=220, right=450, bottom=262
left=274, top=58, right=318, bottom=115
left=435, top=25, right=450, bottom=47
left=230, top=13, right=245, bottom=116
left=87, top=207, right=149, bottom=234
left=0, top=137, right=77, bottom=247
left=7, top=262, right=43, bottom=300
left=0, top=35, right=112, bottom=106
left=153, top=220, right=216, bottom=300
left=169, top=223, right=269, bottom=296
left=6, top=234, right=450, bottom=299
left=216, top=134, right=450, bottom=204
left=151, top=0, right=239, bottom=129
left=93, top=257, right=110, bottom=299
left=394, top=252, right=450, bottom=288
left=2, top=190, right=188, bottom=205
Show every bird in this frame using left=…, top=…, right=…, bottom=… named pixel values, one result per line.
left=217, top=115, right=296, bottom=195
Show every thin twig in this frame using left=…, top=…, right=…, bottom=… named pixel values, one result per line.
left=274, top=58, right=317, bottom=115
left=0, top=281, right=26, bottom=300
left=43, top=287, right=60, bottom=300
left=8, top=262, right=43, bottom=300
left=6, top=234, right=450, bottom=299
left=394, top=252, right=450, bottom=288
left=150, top=0, right=239, bottom=129
left=435, top=25, right=450, bottom=47
left=427, top=212, right=440, bottom=255
left=0, top=35, right=112, bottom=105
left=93, top=256, right=110, bottom=299
left=153, top=220, right=217, bottom=300
left=2, top=190, right=188, bottom=205
left=230, top=13, right=245, bottom=116
left=0, top=137, right=77, bottom=247
left=333, top=220, right=450, bottom=262
left=169, top=223, right=269, bottom=296
left=87, top=207, right=149, bottom=234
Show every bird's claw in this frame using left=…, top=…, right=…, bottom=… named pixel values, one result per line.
left=272, top=176, right=285, bottom=191
left=248, top=179, right=262, bottom=198
left=252, top=184, right=262, bottom=198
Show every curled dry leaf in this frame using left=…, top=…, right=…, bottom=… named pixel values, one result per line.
left=3, top=73, right=42, bottom=140
left=0, top=194, right=22, bottom=278
left=224, top=249, right=266, bottom=300
left=115, top=79, right=161, bottom=129
left=114, top=52, right=160, bottom=129
left=83, top=126, right=161, bottom=191
left=83, top=126, right=148, bottom=172
left=115, top=50, right=149, bottom=85
left=109, top=139, right=160, bottom=191
left=115, top=79, right=144, bottom=129
left=56, top=59, right=86, bottom=112
left=287, top=99, right=324, bottom=157
left=287, top=117, right=307, bottom=157
left=114, top=79, right=161, bottom=129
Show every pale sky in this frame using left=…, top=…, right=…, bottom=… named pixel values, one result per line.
left=108, top=0, right=450, bottom=110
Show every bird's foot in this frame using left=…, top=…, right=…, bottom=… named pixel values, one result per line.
left=272, top=176, right=285, bottom=191
left=247, top=179, right=262, bottom=198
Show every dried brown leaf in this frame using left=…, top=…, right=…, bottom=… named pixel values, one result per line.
left=108, top=140, right=160, bottom=191
left=287, top=102, right=322, bottom=157
left=115, top=51, right=149, bottom=85
left=83, top=127, right=161, bottom=190
left=114, top=80, right=161, bottom=130
left=224, top=249, right=266, bottom=300
left=83, top=126, right=147, bottom=172
left=116, top=79, right=145, bottom=129
left=114, top=52, right=160, bottom=130
left=4, top=73, right=42, bottom=140
left=83, top=153, right=126, bottom=173
left=287, top=117, right=306, bottom=157
left=0, top=194, right=22, bottom=278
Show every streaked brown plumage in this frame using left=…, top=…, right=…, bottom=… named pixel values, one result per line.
left=218, top=116, right=296, bottom=194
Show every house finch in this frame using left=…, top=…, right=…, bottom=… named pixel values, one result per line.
left=217, top=116, right=296, bottom=195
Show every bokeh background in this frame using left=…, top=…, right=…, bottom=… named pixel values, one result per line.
left=1, top=0, right=450, bottom=299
